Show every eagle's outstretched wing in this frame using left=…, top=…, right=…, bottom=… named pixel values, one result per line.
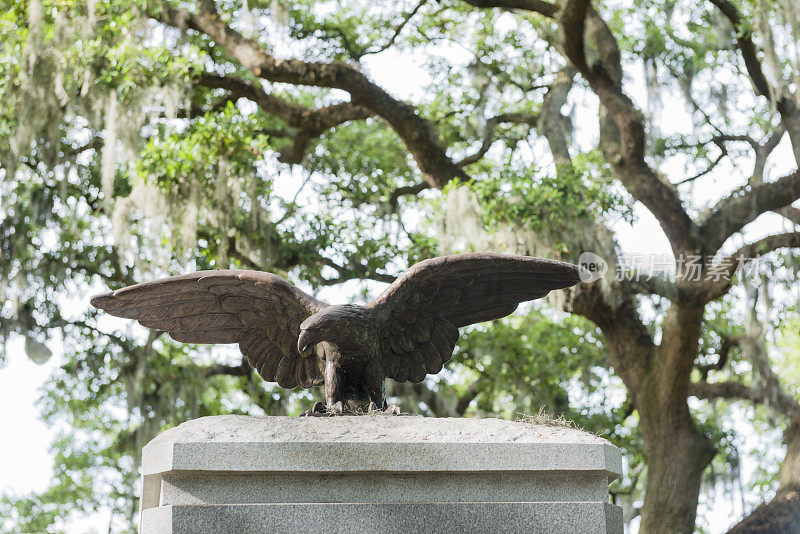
left=91, top=270, right=327, bottom=389
left=367, top=253, right=580, bottom=383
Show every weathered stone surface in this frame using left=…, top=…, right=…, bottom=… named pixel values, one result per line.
left=142, top=414, right=622, bottom=475
left=140, top=415, right=623, bottom=533
left=159, top=471, right=609, bottom=505
left=142, top=502, right=623, bottom=534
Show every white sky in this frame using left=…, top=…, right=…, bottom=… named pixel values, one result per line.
left=1, top=24, right=798, bottom=534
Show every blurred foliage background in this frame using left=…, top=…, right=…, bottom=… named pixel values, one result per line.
left=0, top=0, right=799, bottom=532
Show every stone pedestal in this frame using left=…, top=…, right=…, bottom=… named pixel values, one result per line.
left=140, top=415, right=623, bottom=533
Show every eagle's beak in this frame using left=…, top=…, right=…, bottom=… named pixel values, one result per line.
left=297, top=329, right=315, bottom=354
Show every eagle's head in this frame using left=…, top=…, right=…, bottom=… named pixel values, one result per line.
left=297, top=304, right=368, bottom=355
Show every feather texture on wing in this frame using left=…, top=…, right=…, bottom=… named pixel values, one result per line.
left=367, top=253, right=580, bottom=383
left=90, top=270, right=327, bottom=388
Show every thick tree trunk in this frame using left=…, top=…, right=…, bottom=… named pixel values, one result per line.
left=594, top=299, right=715, bottom=533
left=638, top=403, right=716, bottom=533
left=636, top=304, right=716, bottom=533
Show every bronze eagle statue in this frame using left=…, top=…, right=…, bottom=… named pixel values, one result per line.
left=91, top=253, right=580, bottom=415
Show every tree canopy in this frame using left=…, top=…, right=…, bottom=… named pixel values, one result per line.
left=1, top=0, right=799, bottom=532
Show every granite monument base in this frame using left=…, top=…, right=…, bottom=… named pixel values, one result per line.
left=140, top=415, right=623, bottom=533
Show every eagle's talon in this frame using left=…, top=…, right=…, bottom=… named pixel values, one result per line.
left=332, top=401, right=344, bottom=414
left=386, top=404, right=401, bottom=415
left=298, top=401, right=334, bottom=417
left=367, top=402, right=379, bottom=413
